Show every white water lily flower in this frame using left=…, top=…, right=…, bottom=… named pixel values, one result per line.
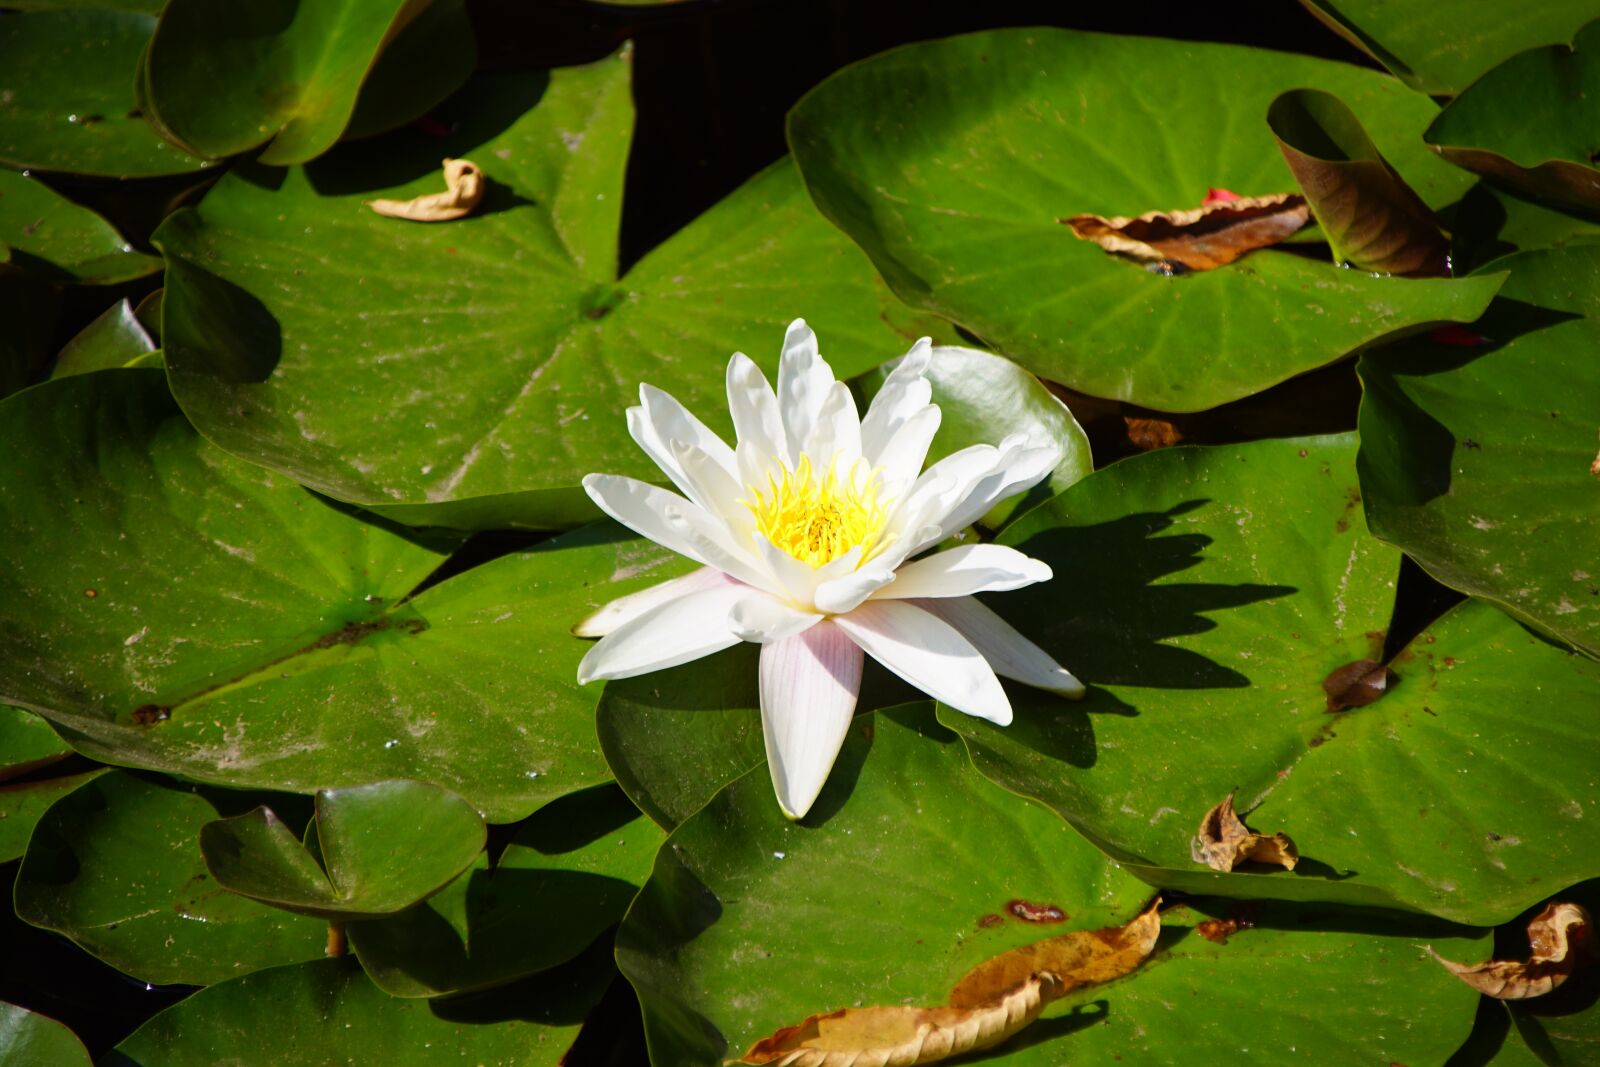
left=575, top=319, right=1083, bottom=818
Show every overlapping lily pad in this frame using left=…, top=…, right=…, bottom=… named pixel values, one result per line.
left=157, top=50, right=953, bottom=531
left=1426, top=21, right=1600, bottom=218
left=110, top=941, right=617, bottom=1067
left=0, top=369, right=691, bottom=822
left=1358, top=245, right=1600, bottom=659
left=51, top=298, right=157, bottom=379
left=0, top=705, right=98, bottom=864
left=1298, top=0, right=1598, bottom=96
left=940, top=433, right=1600, bottom=925
left=0, top=1003, right=91, bottom=1067
left=0, top=10, right=210, bottom=177
left=0, top=169, right=160, bottom=284
left=349, top=783, right=664, bottom=996
left=14, top=770, right=328, bottom=985
left=200, top=779, right=485, bottom=920
left=788, top=28, right=1502, bottom=412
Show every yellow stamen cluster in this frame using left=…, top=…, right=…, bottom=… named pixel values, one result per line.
left=745, top=454, right=892, bottom=569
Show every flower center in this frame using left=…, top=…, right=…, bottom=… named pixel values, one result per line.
left=745, top=454, right=892, bottom=569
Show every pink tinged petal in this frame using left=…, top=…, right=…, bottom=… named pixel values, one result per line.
left=729, top=594, right=823, bottom=643
left=571, top=567, right=730, bottom=638
left=917, top=596, right=1085, bottom=699
left=759, top=620, right=863, bottom=819
left=873, top=404, right=942, bottom=501
left=582, top=474, right=774, bottom=594
left=833, top=600, right=1012, bottom=726
left=860, top=338, right=934, bottom=464
left=726, top=352, right=786, bottom=462
left=813, top=567, right=896, bottom=614
left=776, top=318, right=836, bottom=465
left=575, top=583, right=748, bottom=683
left=877, top=544, right=1051, bottom=600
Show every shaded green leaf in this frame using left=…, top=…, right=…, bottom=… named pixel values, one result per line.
left=1426, top=20, right=1600, bottom=216
left=343, top=0, right=477, bottom=141
left=349, top=783, right=664, bottom=996
left=157, top=55, right=950, bottom=530
left=788, top=28, right=1499, bottom=412
left=201, top=779, right=484, bottom=920
left=51, top=298, right=157, bottom=379
left=1358, top=245, right=1600, bottom=659
left=1269, top=88, right=1450, bottom=275
left=0, top=1002, right=91, bottom=1067
left=0, top=170, right=160, bottom=284
left=0, top=276, right=62, bottom=399
left=14, top=770, right=327, bottom=985
left=0, top=10, right=210, bottom=178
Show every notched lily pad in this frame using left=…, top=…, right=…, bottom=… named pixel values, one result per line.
left=1191, top=792, right=1299, bottom=873
left=1062, top=192, right=1310, bottom=272
left=1431, top=902, right=1597, bottom=999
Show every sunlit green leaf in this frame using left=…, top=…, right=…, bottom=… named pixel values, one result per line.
left=0, top=170, right=160, bottom=284
left=0, top=1002, right=91, bottom=1067
left=51, top=298, right=157, bottom=379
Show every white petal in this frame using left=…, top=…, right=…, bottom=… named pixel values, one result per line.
left=571, top=567, right=729, bottom=637
left=833, top=600, right=1012, bottom=725
left=872, top=404, right=941, bottom=501
left=725, top=352, right=785, bottom=464
left=641, top=384, right=736, bottom=473
left=754, top=534, right=821, bottom=605
left=626, top=406, right=736, bottom=518
left=917, top=596, right=1085, bottom=698
left=759, top=621, right=863, bottom=819
left=576, top=583, right=747, bottom=683
left=932, top=441, right=1059, bottom=538
left=671, top=439, right=749, bottom=531
left=582, top=474, right=772, bottom=593
left=814, top=567, right=896, bottom=614
left=877, top=445, right=1000, bottom=567
left=807, top=380, right=863, bottom=470
left=860, top=337, right=933, bottom=464
left=775, top=318, right=835, bottom=466
left=729, top=594, right=822, bottom=643
left=876, top=544, right=1051, bottom=600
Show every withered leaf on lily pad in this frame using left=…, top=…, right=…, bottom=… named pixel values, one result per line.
left=1322, top=658, right=1398, bottom=711
left=1431, top=902, right=1597, bottom=1000
left=1061, top=192, right=1310, bottom=272
left=367, top=157, right=484, bottom=222
left=1192, top=792, right=1299, bottom=872
left=735, top=901, right=1161, bottom=1066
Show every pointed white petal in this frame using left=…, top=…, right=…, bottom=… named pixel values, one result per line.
left=759, top=621, right=863, bottom=819
left=776, top=318, right=835, bottom=465
left=571, top=567, right=729, bottom=637
left=860, top=337, right=933, bottom=464
left=872, top=404, right=941, bottom=500
left=807, top=380, right=863, bottom=469
left=932, top=442, right=1060, bottom=538
left=725, top=352, right=786, bottom=462
left=576, top=583, right=746, bottom=683
left=753, top=534, right=821, bottom=605
left=875, top=446, right=1000, bottom=568
left=833, top=600, right=1012, bottom=725
left=582, top=474, right=772, bottom=593
left=814, top=566, right=896, bottom=614
left=671, top=439, right=749, bottom=531
left=877, top=544, right=1051, bottom=600
left=641, top=384, right=737, bottom=475
left=729, top=594, right=822, bottom=643
left=625, top=406, right=735, bottom=518
left=917, top=596, right=1085, bottom=698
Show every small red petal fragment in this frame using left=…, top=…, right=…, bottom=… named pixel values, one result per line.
left=1429, top=325, right=1491, bottom=347
left=1203, top=187, right=1242, bottom=205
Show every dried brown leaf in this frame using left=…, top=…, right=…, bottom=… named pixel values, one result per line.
left=735, top=901, right=1161, bottom=1066
left=1431, top=902, right=1597, bottom=999
left=1322, top=658, right=1398, bottom=711
left=1191, top=792, right=1299, bottom=872
left=367, top=158, right=484, bottom=222
left=1124, top=416, right=1184, bottom=451
left=1062, top=193, right=1310, bottom=272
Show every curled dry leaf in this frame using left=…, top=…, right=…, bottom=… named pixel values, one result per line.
left=366, top=158, right=484, bottom=222
left=1124, top=416, right=1184, bottom=451
left=1061, top=192, right=1310, bottom=272
left=1430, top=902, right=1596, bottom=999
left=1322, top=658, right=1398, bottom=711
left=1191, top=792, right=1299, bottom=872
left=735, top=901, right=1161, bottom=1066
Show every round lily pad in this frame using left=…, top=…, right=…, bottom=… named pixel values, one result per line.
left=0, top=1002, right=90, bottom=1067
left=0, top=169, right=161, bottom=285
left=787, top=28, right=1502, bottom=412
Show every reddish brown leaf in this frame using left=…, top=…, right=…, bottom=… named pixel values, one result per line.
left=1061, top=193, right=1310, bottom=272
left=1431, top=902, right=1597, bottom=999
left=1191, top=792, right=1299, bottom=872
left=367, top=158, right=484, bottom=222
left=736, top=902, right=1161, bottom=1066
left=1124, top=416, right=1184, bottom=451
left=1322, top=659, right=1398, bottom=711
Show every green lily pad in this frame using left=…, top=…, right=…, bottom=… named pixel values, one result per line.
left=0, top=170, right=160, bottom=284
left=51, top=298, right=157, bottom=379
left=0, top=370, right=687, bottom=822
left=14, top=770, right=328, bottom=986
left=0, top=706, right=102, bottom=862
left=109, top=939, right=617, bottom=1067
left=1445, top=182, right=1600, bottom=275
left=0, top=1002, right=90, bottom=1067
left=1426, top=21, right=1600, bottom=217
left=618, top=704, right=1153, bottom=1065
left=342, top=0, right=477, bottom=142
left=348, top=783, right=664, bottom=996
left=0, top=705, right=71, bottom=775
left=856, top=345, right=1092, bottom=529
left=142, top=0, right=452, bottom=164
left=157, top=52, right=952, bottom=531
left=942, top=433, right=1600, bottom=924
left=0, top=769, right=105, bottom=865
left=1299, top=0, right=1599, bottom=96
left=0, top=10, right=211, bottom=178
left=1358, top=245, right=1600, bottom=659
left=200, top=779, right=485, bottom=921
left=787, top=28, right=1502, bottom=413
